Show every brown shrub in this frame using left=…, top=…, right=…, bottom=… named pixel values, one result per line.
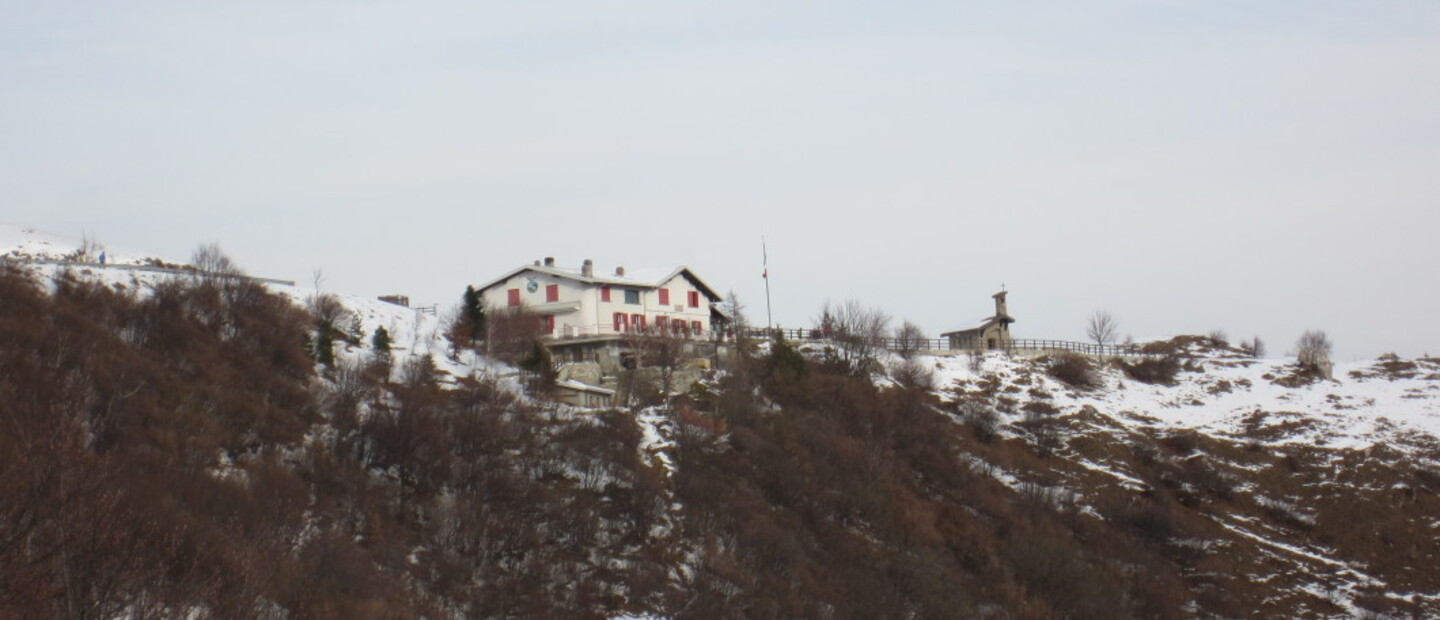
left=1119, top=356, right=1181, bottom=385
left=1047, top=353, right=1100, bottom=389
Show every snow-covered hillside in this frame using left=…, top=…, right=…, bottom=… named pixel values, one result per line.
left=929, top=340, right=1440, bottom=453
left=0, top=222, right=490, bottom=383
left=922, top=341, right=1440, bottom=617
left=6, top=222, right=1437, bottom=618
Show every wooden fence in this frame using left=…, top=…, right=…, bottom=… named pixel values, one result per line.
left=743, top=327, right=1156, bottom=358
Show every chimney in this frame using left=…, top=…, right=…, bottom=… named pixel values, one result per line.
left=544, top=256, right=555, bottom=267
left=533, top=260, right=541, bottom=266
left=615, top=266, right=626, bottom=277
left=581, top=259, right=593, bottom=277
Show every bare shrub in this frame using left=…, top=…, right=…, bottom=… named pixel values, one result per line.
left=486, top=307, right=547, bottom=366
left=1101, top=496, right=1178, bottom=542
left=1205, top=330, right=1228, bottom=348
left=1239, top=336, right=1267, bottom=358
left=398, top=354, right=440, bottom=390
left=1120, top=357, right=1180, bottom=385
left=1162, top=431, right=1200, bottom=455
left=890, top=357, right=935, bottom=391
left=960, top=402, right=1001, bottom=443
left=1048, top=353, right=1099, bottom=389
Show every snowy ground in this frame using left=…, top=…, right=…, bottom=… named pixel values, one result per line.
left=925, top=343, right=1440, bottom=454
left=0, top=222, right=514, bottom=388
left=11, top=222, right=1438, bottom=618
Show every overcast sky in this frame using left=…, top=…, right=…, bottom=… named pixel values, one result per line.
left=4, top=1, right=1438, bottom=360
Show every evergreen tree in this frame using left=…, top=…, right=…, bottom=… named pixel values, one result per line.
left=348, top=315, right=364, bottom=343
left=518, top=340, right=557, bottom=393
left=314, top=320, right=336, bottom=368
left=371, top=326, right=392, bottom=359
left=462, top=285, right=487, bottom=343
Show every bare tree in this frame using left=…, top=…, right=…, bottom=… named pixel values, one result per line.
left=1296, top=330, right=1332, bottom=378
left=1086, top=310, right=1119, bottom=348
left=818, top=299, right=891, bottom=373
left=192, top=243, right=243, bottom=279
left=893, top=320, right=928, bottom=360
left=1240, top=336, right=1267, bottom=358
left=622, top=325, right=695, bottom=407
left=721, top=290, right=750, bottom=347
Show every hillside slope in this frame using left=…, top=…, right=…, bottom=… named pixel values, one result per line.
left=1, top=225, right=1437, bottom=619
left=926, top=342, right=1440, bottom=617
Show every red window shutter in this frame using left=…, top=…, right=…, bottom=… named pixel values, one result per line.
left=544, top=315, right=555, bottom=333
left=688, top=291, right=700, bottom=307
left=507, top=289, right=520, bottom=307
left=658, top=288, right=669, bottom=306
left=692, top=320, right=703, bottom=334
left=601, top=286, right=611, bottom=302
left=656, top=316, right=668, bottom=333
left=632, top=314, right=645, bottom=331
left=546, top=284, right=558, bottom=303
left=613, top=312, right=626, bottom=332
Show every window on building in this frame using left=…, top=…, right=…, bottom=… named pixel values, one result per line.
left=656, top=316, right=669, bottom=333
left=601, top=286, right=611, bottom=302
left=613, top=312, right=627, bottom=333
left=631, top=314, right=645, bottom=332
left=688, top=291, right=700, bottom=308
left=624, top=289, right=640, bottom=305
left=543, top=315, right=555, bottom=334
left=658, top=288, right=670, bottom=306
left=545, top=284, right=559, bottom=303
left=691, top=320, right=703, bottom=335
left=507, top=288, right=520, bottom=307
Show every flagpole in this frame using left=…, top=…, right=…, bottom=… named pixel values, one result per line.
left=762, top=236, right=773, bottom=331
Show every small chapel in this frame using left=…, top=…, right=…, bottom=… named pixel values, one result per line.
left=940, top=290, right=1016, bottom=350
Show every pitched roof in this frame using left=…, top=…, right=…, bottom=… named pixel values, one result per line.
left=475, top=262, right=721, bottom=301
left=940, top=315, right=1015, bottom=337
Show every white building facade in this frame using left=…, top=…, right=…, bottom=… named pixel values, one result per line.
left=475, top=257, right=726, bottom=342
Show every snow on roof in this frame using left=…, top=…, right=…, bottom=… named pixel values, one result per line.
left=556, top=379, right=616, bottom=395
left=476, top=260, right=721, bottom=300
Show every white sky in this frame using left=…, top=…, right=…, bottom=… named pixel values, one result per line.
left=4, top=1, right=1438, bottom=361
